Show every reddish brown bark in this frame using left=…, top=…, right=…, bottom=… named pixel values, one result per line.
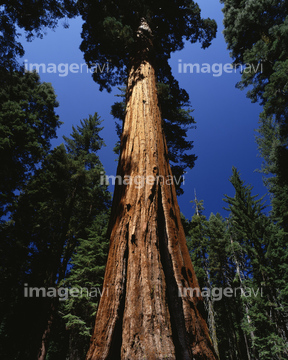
left=37, top=306, right=54, bottom=360
left=86, top=21, right=218, bottom=360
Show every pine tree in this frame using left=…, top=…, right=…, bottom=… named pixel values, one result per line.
left=221, top=0, right=288, bottom=243
left=0, top=114, right=111, bottom=360
left=0, top=1, right=77, bottom=70
left=186, top=197, right=250, bottom=360
left=220, top=0, right=288, bottom=132
left=255, top=115, right=288, bottom=236
left=224, top=167, right=288, bottom=360
left=79, top=2, right=218, bottom=358
left=207, top=212, right=251, bottom=360
left=0, top=70, right=60, bottom=217
left=186, top=197, right=220, bottom=359
left=187, top=197, right=209, bottom=290
left=48, top=212, right=110, bottom=360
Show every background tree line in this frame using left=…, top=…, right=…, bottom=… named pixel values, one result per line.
left=184, top=167, right=288, bottom=360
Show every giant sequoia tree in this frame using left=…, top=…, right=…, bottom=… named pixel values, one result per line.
left=80, top=1, right=218, bottom=359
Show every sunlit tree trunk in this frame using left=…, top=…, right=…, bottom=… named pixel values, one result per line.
left=86, top=19, right=218, bottom=360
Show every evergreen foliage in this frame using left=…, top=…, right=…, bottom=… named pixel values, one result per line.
left=0, top=113, right=111, bottom=359
left=220, top=4, right=288, bottom=353
left=223, top=168, right=288, bottom=359
left=79, top=0, right=217, bottom=91
left=58, top=213, right=110, bottom=360
left=186, top=197, right=208, bottom=289
left=184, top=168, right=288, bottom=360
left=256, top=115, right=288, bottom=235
left=0, top=70, right=60, bottom=217
left=221, top=0, right=288, bottom=240
left=0, top=1, right=78, bottom=70
left=78, top=1, right=216, bottom=198
left=220, top=0, right=288, bottom=130
left=1, top=2, right=287, bottom=359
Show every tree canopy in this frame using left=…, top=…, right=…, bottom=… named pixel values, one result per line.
left=0, top=1, right=78, bottom=70
left=221, top=0, right=288, bottom=127
left=0, top=113, right=111, bottom=359
left=221, top=0, right=288, bottom=236
left=80, top=0, right=217, bottom=91
left=0, top=70, right=60, bottom=217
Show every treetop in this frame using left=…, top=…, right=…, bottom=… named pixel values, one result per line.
left=80, top=0, right=217, bottom=91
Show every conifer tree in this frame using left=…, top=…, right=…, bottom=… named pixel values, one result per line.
left=0, top=114, right=111, bottom=360
left=51, top=212, right=110, bottom=360
left=207, top=212, right=250, bottom=360
left=0, top=70, right=60, bottom=217
left=183, top=169, right=288, bottom=360
left=255, top=115, right=288, bottom=236
left=0, top=1, right=78, bottom=70
left=220, top=0, right=288, bottom=132
left=224, top=168, right=288, bottom=360
left=79, top=1, right=218, bottom=358
left=186, top=198, right=250, bottom=360
left=186, top=197, right=220, bottom=359
left=187, top=197, right=209, bottom=290
left=220, top=0, right=288, bottom=240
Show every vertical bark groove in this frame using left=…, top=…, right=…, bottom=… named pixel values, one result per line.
left=157, top=185, right=192, bottom=360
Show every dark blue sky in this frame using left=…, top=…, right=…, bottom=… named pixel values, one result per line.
left=20, top=0, right=269, bottom=220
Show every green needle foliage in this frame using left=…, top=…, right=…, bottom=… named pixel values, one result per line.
left=0, top=70, right=61, bottom=218
left=79, top=0, right=217, bottom=91
left=224, top=167, right=288, bottom=360
left=186, top=197, right=209, bottom=289
left=256, top=115, right=288, bottom=235
left=55, top=212, right=110, bottom=360
left=221, top=0, right=288, bottom=240
left=183, top=168, right=288, bottom=360
left=0, top=1, right=78, bottom=70
left=0, top=113, right=111, bottom=360
left=79, top=1, right=217, bottom=195
left=220, top=0, right=288, bottom=128
left=185, top=198, right=248, bottom=360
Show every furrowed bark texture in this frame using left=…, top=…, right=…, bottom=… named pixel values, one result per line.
left=86, top=23, right=218, bottom=360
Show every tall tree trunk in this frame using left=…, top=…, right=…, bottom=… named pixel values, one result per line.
left=228, top=228, right=255, bottom=360
left=35, top=187, right=79, bottom=360
left=205, top=273, right=220, bottom=359
left=194, top=191, right=220, bottom=359
left=37, top=302, right=55, bottom=360
left=86, top=19, right=218, bottom=360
